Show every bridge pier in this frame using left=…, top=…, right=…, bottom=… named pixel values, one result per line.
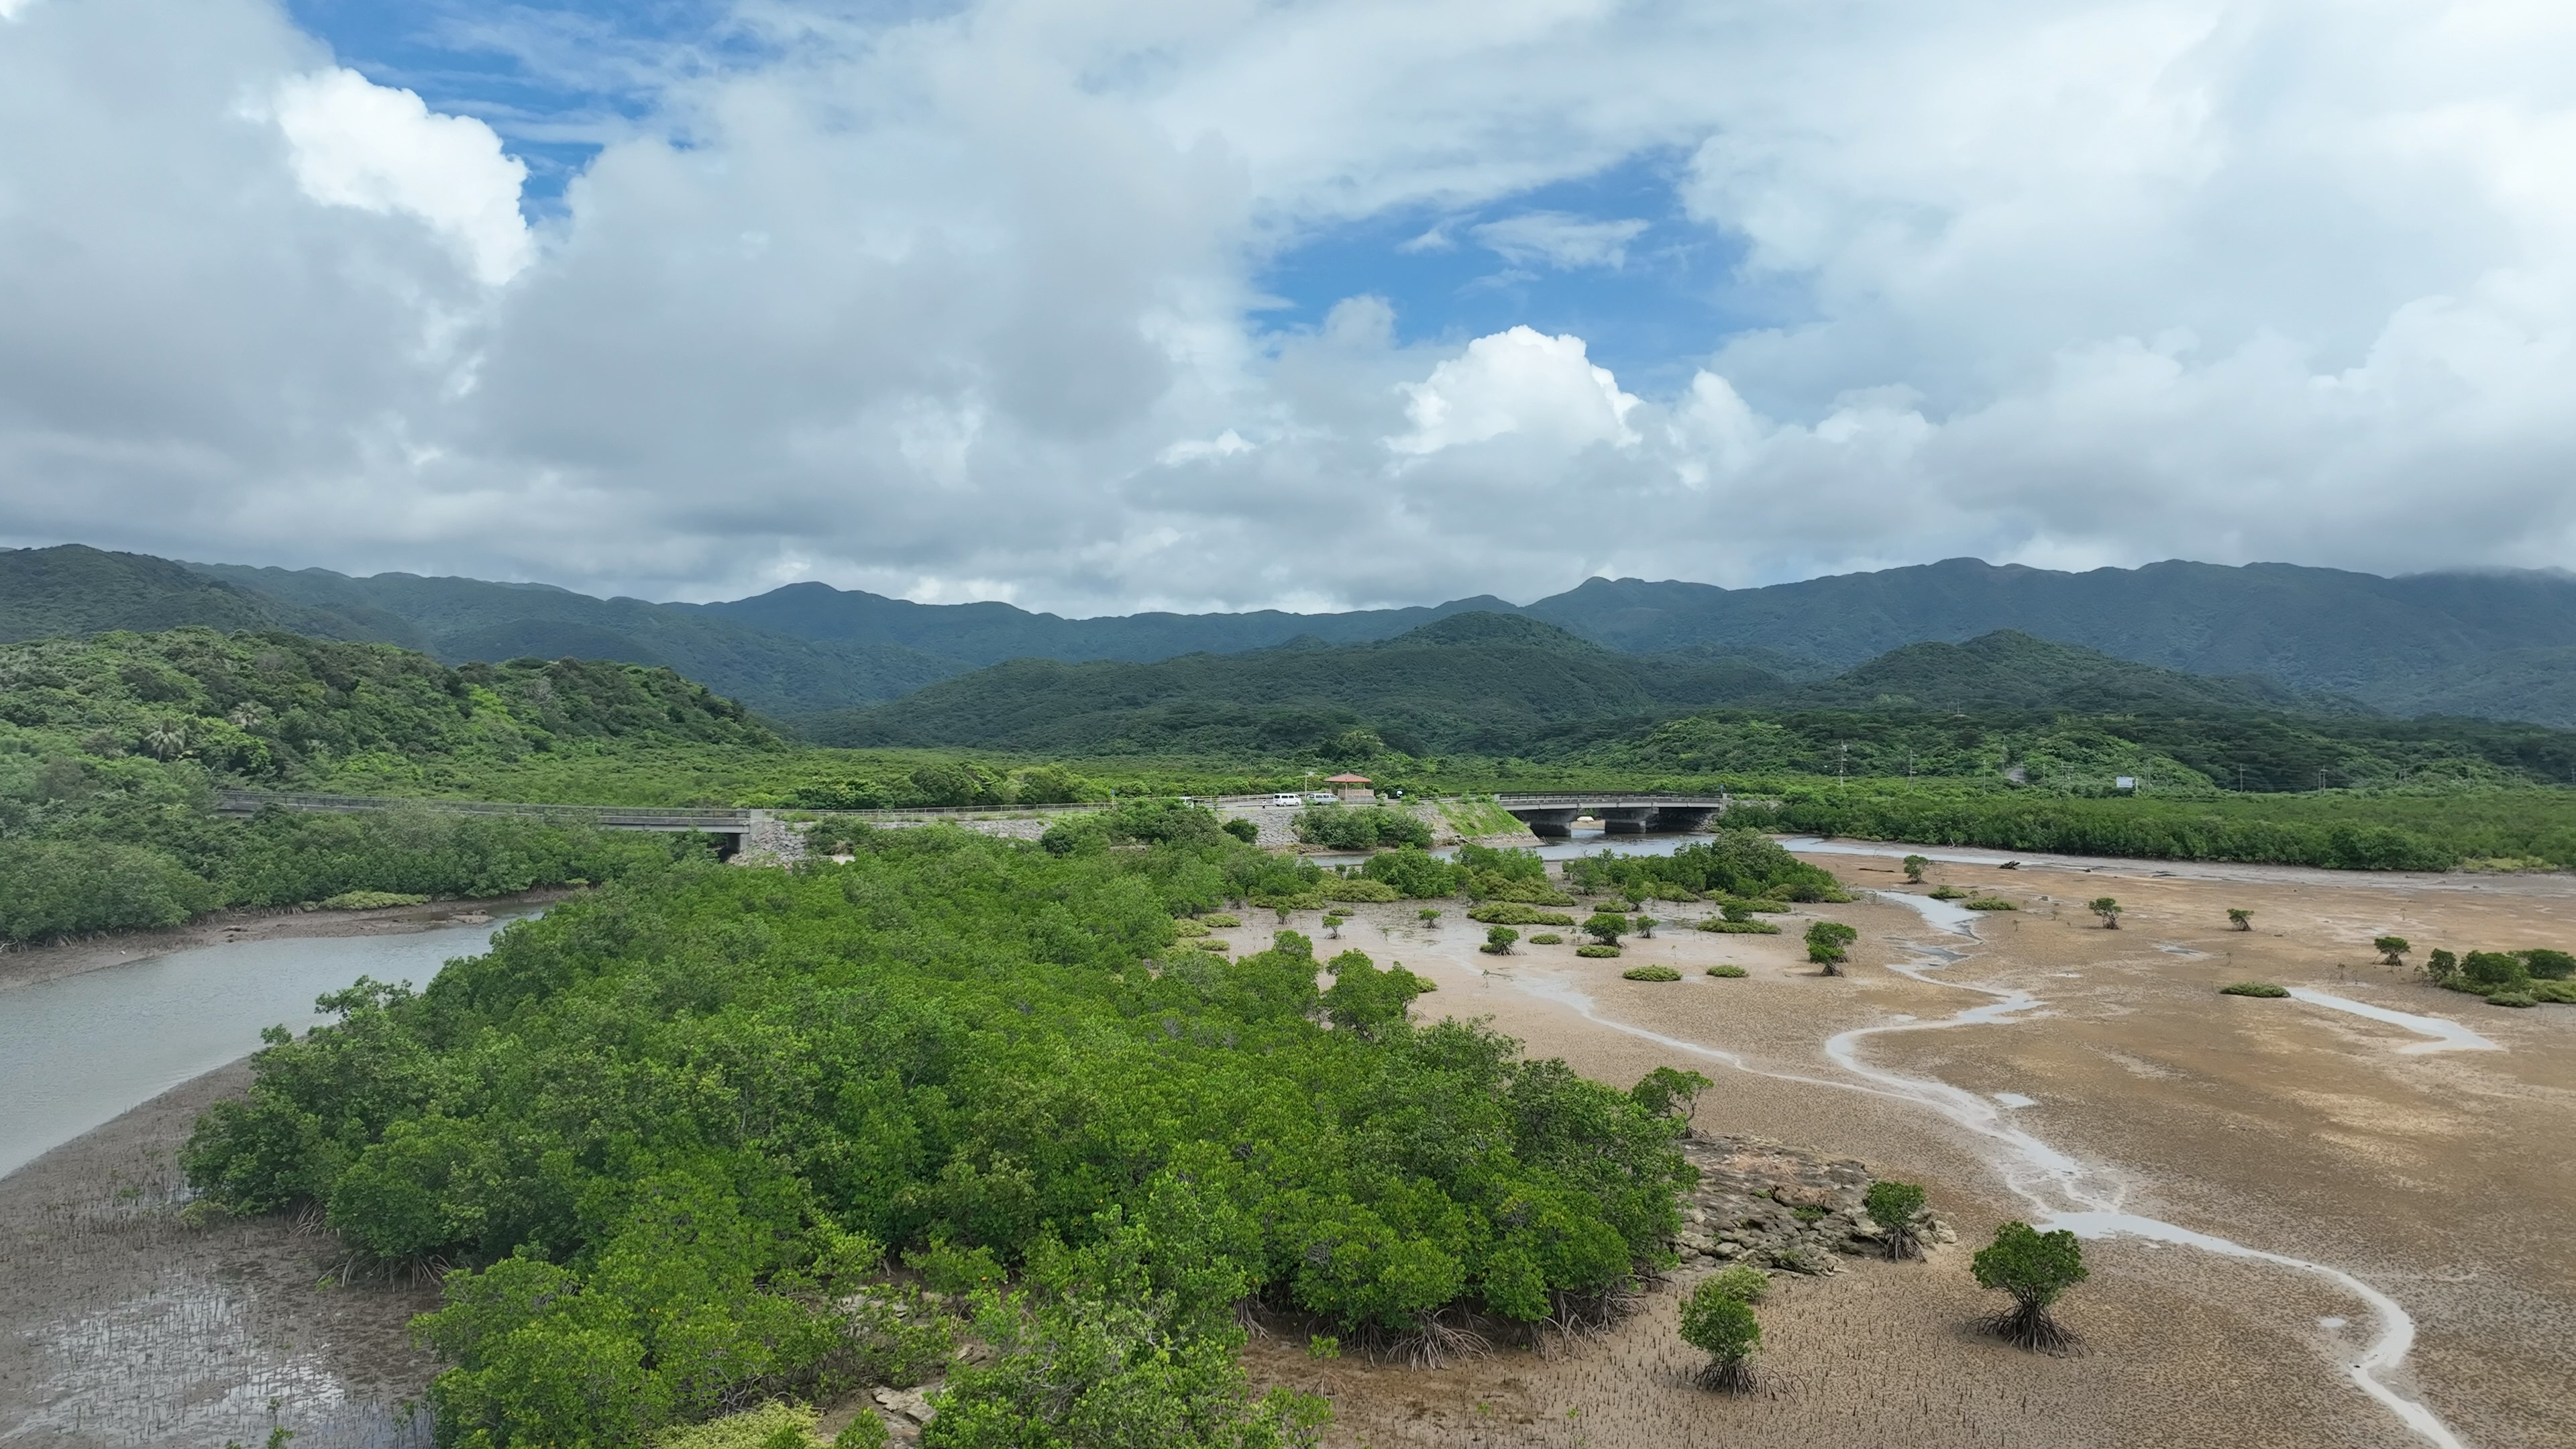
left=1648, top=806, right=1715, bottom=833
left=1597, top=808, right=1650, bottom=835
left=1515, top=808, right=1578, bottom=838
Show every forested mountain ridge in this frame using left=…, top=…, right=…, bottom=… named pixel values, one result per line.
left=0, top=545, right=413, bottom=646
left=183, top=559, right=966, bottom=717
left=11, top=543, right=2576, bottom=724
left=808, top=612, right=1771, bottom=755
left=815, top=616, right=2340, bottom=757
left=1520, top=559, right=2576, bottom=717
left=0, top=627, right=775, bottom=784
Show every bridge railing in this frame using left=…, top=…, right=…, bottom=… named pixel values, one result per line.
left=1491, top=792, right=1731, bottom=808
left=216, top=792, right=755, bottom=829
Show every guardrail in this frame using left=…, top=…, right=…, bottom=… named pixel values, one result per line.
left=1492, top=792, right=1732, bottom=808
left=215, top=792, right=755, bottom=829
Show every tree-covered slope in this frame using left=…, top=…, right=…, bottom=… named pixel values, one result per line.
left=186, top=561, right=967, bottom=716
left=0, top=627, right=776, bottom=782
left=812, top=612, right=1787, bottom=755
left=1520, top=559, right=2576, bottom=721
left=690, top=579, right=1515, bottom=665
left=1, top=544, right=414, bottom=646
left=1778, top=629, right=2351, bottom=714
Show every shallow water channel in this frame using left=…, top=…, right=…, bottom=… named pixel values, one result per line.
left=0, top=917, right=527, bottom=1181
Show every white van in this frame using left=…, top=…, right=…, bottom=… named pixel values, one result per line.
left=1306, top=791, right=1336, bottom=804
left=1271, top=792, right=1302, bottom=808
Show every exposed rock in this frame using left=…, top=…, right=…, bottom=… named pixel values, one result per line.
left=1669, top=1134, right=1944, bottom=1275
left=874, top=1385, right=938, bottom=1426
left=733, top=810, right=809, bottom=867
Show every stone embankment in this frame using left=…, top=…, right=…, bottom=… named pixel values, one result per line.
left=1673, top=1134, right=1952, bottom=1274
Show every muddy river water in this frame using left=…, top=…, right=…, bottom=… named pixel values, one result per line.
left=0, top=917, right=524, bottom=1181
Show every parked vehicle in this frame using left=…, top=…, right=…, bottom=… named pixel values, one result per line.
left=1271, top=792, right=1302, bottom=808
left=1307, top=791, right=1336, bottom=804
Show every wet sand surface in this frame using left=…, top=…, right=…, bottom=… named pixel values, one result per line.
left=1226, top=849, right=2575, bottom=1448
left=7, top=855, right=2569, bottom=1447
left=0, top=1065, right=439, bottom=1448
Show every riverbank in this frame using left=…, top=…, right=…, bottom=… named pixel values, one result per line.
left=0, top=1063, right=440, bottom=1448
left=0, top=888, right=574, bottom=996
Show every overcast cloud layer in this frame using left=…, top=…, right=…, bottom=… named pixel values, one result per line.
left=3, top=0, right=2574, bottom=610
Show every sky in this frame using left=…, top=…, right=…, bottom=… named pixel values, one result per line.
left=3, top=0, right=2575, bottom=613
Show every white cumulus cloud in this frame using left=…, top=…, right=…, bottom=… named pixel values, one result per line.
left=270, top=67, right=531, bottom=285
left=1392, top=327, right=1641, bottom=455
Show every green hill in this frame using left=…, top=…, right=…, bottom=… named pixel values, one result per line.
left=1780, top=630, right=2350, bottom=714
left=813, top=611, right=1786, bottom=755
left=1, top=545, right=411, bottom=646
left=0, top=626, right=775, bottom=784
left=184, top=561, right=965, bottom=716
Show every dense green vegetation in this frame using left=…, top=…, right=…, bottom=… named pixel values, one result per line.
left=182, top=824, right=1699, bottom=1447
left=0, top=628, right=764, bottom=940
left=810, top=612, right=1783, bottom=757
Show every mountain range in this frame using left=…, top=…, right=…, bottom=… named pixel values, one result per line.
left=814, top=615, right=2353, bottom=756
left=4, top=543, right=2573, bottom=727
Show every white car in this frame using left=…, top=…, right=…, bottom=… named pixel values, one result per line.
left=1271, top=792, right=1302, bottom=808
left=1307, top=791, right=1336, bottom=804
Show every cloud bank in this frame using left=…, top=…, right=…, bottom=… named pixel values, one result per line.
left=3, top=0, right=2573, bottom=610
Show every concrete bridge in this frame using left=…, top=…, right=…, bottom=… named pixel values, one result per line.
left=215, top=791, right=765, bottom=855
left=1491, top=792, right=1732, bottom=839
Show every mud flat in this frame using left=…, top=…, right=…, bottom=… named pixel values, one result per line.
left=0, top=1065, right=440, bottom=1448
left=1226, top=849, right=2574, bottom=1448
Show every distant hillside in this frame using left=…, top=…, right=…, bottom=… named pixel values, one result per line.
left=184, top=561, right=965, bottom=718
left=690, top=580, right=1510, bottom=666
left=15, top=543, right=2576, bottom=726
left=1520, top=559, right=2576, bottom=722
left=1779, top=630, right=2353, bottom=714
left=1, top=545, right=411, bottom=646
left=812, top=616, right=2349, bottom=757
left=812, top=611, right=1787, bottom=755
left=0, top=627, right=775, bottom=783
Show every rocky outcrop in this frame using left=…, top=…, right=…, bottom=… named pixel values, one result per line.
left=733, top=810, right=808, bottom=867
left=1671, top=1134, right=1953, bottom=1274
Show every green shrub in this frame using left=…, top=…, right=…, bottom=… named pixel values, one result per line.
left=1574, top=945, right=1622, bottom=959
left=0, top=839, right=215, bottom=941
left=652, top=1401, right=826, bottom=1449
left=1928, top=885, right=1967, bottom=900
left=1468, top=903, right=1575, bottom=926
left=1220, top=817, right=1260, bottom=845
left=1320, top=875, right=1399, bottom=903
left=2220, top=981, right=2288, bottom=998
left=1481, top=926, right=1518, bottom=955
left=1678, top=1277, right=1761, bottom=1390
left=1291, top=805, right=1432, bottom=851
left=1963, top=897, right=2018, bottom=911
left=1201, top=914, right=1241, bottom=928
left=1705, top=965, right=1748, bottom=978
left=2461, top=951, right=2530, bottom=992
left=1195, top=938, right=1230, bottom=952
left=1359, top=847, right=1458, bottom=899
left=2487, top=991, right=2538, bottom=1008
left=1696, top=918, right=1781, bottom=934
left=319, top=890, right=431, bottom=910
left=1972, top=1222, right=2086, bottom=1351
left=1172, top=918, right=1211, bottom=938
left=1701, top=1264, right=1768, bottom=1304
left=1527, top=932, right=1563, bottom=945
left=1805, top=920, right=1857, bottom=971
left=1628, top=1067, right=1712, bottom=1121
left=1621, top=965, right=1681, bottom=981
left=1862, top=1181, right=1927, bottom=1260
left=1582, top=910, right=1629, bottom=947
left=2423, top=949, right=2458, bottom=983
left=2518, top=948, right=2575, bottom=980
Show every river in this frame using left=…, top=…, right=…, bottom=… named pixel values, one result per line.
left=0, top=916, right=527, bottom=1181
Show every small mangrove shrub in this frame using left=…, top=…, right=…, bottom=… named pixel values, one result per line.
left=1972, top=1222, right=2087, bottom=1352
left=1863, top=1181, right=1927, bottom=1260
left=1964, top=897, right=2018, bottom=911
left=1621, top=965, right=1681, bottom=982
left=1705, top=964, right=1748, bottom=978
left=2220, top=981, right=2287, bottom=998
left=1680, top=1275, right=1763, bottom=1391
left=1574, top=944, right=1621, bottom=959
left=1526, top=932, right=1563, bottom=945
